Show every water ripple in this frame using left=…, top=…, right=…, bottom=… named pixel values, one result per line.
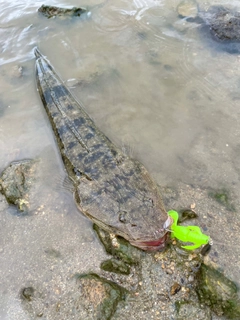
left=93, top=3, right=134, bottom=33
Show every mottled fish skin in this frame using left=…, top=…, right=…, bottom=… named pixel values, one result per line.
left=35, top=48, right=168, bottom=251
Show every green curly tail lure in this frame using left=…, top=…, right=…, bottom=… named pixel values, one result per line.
left=167, top=210, right=210, bottom=250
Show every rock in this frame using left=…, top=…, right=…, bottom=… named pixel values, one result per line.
left=208, top=188, right=235, bottom=212
left=20, top=285, right=45, bottom=317
left=177, top=0, right=198, bottom=19
left=113, top=246, right=213, bottom=319
left=200, top=243, right=212, bottom=257
left=38, top=5, right=86, bottom=19
left=20, top=273, right=127, bottom=320
left=44, top=248, right=61, bottom=259
left=196, top=263, right=240, bottom=318
left=0, top=159, right=38, bottom=213
left=0, top=192, right=8, bottom=211
left=21, top=287, right=35, bottom=302
left=170, top=282, right=181, bottom=295
left=203, top=6, right=240, bottom=42
left=93, top=224, right=142, bottom=266
left=178, top=4, right=240, bottom=53
left=11, top=65, right=23, bottom=78
left=75, top=273, right=127, bottom=320
left=175, top=300, right=212, bottom=320
left=179, top=209, right=198, bottom=223
left=20, top=273, right=127, bottom=319
left=100, top=258, right=131, bottom=275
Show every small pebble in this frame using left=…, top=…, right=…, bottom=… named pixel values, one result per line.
left=54, top=287, right=61, bottom=295
left=22, top=287, right=34, bottom=301
left=166, top=269, right=173, bottom=275
left=37, top=312, right=43, bottom=317
left=188, top=254, right=194, bottom=261
left=177, top=0, right=198, bottom=18
left=190, top=203, right=196, bottom=209
left=170, top=282, right=181, bottom=295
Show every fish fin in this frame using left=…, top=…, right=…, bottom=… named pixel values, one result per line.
left=54, top=175, right=75, bottom=193
left=121, top=139, right=136, bottom=158
left=34, top=47, right=42, bottom=58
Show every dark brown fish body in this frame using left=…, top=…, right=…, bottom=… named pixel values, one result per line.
left=35, top=48, right=168, bottom=251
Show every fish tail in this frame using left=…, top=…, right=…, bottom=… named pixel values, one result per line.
left=34, top=47, right=43, bottom=59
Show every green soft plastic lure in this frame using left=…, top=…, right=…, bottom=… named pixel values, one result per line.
left=167, top=210, right=210, bottom=250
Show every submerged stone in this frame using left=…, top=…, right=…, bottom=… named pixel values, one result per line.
left=177, top=0, right=198, bottom=19
left=203, top=6, right=240, bottom=42
left=21, top=287, right=35, bottom=302
left=44, top=248, right=61, bottom=259
left=38, top=5, right=86, bottom=19
left=208, top=188, right=235, bottom=211
left=177, top=4, right=240, bottom=53
left=75, top=273, right=127, bottom=320
left=0, top=159, right=38, bottom=213
left=196, top=264, right=240, bottom=318
left=11, top=65, right=23, bottom=78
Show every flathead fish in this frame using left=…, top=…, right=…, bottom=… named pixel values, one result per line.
left=35, top=48, right=169, bottom=251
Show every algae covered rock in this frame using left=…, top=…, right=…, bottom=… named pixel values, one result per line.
left=0, top=159, right=38, bottom=213
left=177, top=4, right=240, bottom=53
left=38, top=5, right=86, bottom=19
left=93, top=224, right=142, bottom=266
left=76, top=273, right=127, bottom=320
left=100, top=258, right=131, bottom=275
left=208, top=188, right=235, bottom=211
left=196, top=263, right=240, bottom=318
left=21, top=273, right=127, bottom=319
left=94, top=224, right=142, bottom=277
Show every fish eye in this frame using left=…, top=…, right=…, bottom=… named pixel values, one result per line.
left=144, top=198, right=154, bottom=207
left=118, top=211, right=127, bottom=223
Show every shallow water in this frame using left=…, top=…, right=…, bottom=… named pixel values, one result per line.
left=1, top=0, right=240, bottom=318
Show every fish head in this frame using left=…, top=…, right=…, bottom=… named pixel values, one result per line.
left=117, top=190, right=170, bottom=251
left=76, top=160, right=170, bottom=252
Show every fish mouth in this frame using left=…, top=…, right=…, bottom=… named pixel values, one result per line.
left=130, top=233, right=169, bottom=251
